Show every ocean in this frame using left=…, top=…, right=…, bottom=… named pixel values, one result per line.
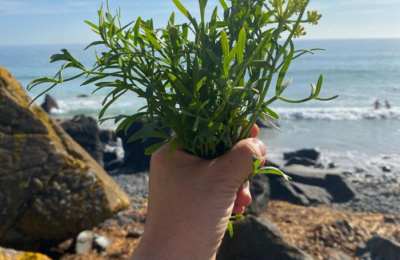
left=1, top=38, right=399, bottom=173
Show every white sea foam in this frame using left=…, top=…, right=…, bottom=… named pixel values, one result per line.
left=274, top=107, right=400, bottom=121
left=49, top=96, right=400, bottom=122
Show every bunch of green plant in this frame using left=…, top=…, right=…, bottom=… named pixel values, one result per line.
left=29, top=0, right=336, bottom=194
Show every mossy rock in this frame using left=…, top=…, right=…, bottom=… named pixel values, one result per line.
left=0, top=67, right=130, bottom=250
left=0, top=246, right=51, bottom=260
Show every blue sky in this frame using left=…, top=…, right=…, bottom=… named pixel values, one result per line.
left=0, top=0, right=399, bottom=46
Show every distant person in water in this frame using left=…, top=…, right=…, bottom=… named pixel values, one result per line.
left=385, top=100, right=391, bottom=109
left=374, top=99, right=381, bottom=110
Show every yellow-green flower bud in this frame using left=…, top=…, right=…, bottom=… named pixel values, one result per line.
left=269, top=0, right=285, bottom=10
left=307, top=10, right=322, bottom=25
left=293, top=25, right=306, bottom=38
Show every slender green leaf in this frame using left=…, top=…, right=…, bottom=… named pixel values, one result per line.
left=256, top=167, right=292, bottom=182
left=141, top=21, right=161, bottom=50
left=199, top=0, right=208, bottom=23
left=168, top=74, right=193, bottom=97
left=228, top=221, right=233, bottom=238
left=237, top=27, right=246, bottom=64
left=276, top=41, right=294, bottom=96
left=145, top=141, right=168, bottom=155
left=172, top=0, right=189, bottom=18
left=219, top=0, right=228, bottom=10
left=128, top=122, right=156, bottom=143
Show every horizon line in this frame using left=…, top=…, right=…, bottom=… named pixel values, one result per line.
left=1, top=36, right=400, bottom=47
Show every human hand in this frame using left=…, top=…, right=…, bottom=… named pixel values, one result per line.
left=133, top=125, right=266, bottom=260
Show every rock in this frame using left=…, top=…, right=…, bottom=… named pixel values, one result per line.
left=355, top=167, right=365, bottom=173
left=105, top=158, right=124, bottom=172
left=0, top=67, right=130, bottom=251
left=329, top=162, right=338, bottom=169
left=355, top=242, right=368, bottom=257
left=285, top=156, right=319, bottom=167
left=356, top=236, right=400, bottom=260
left=94, top=236, right=111, bottom=252
left=117, top=119, right=169, bottom=173
left=284, top=149, right=320, bottom=161
left=104, top=151, right=118, bottom=163
left=283, top=165, right=356, bottom=202
left=116, top=212, right=135, bottom=226
left=264, top=159, right=282, bottom=169
left=270, top=178, right=310, bottom=205
left=60, top=115, right=104, bottom=166
left=269, top=165, right=356, bottom=205
left=383, top=216, right=396, bottom=224
left=325, top=248, right=352, bottom=260
left=255, top=117, right=279, bottom=129
left=382, top=166, right=392, bottom=172
left=126, top=229, right=143, bottom=239
left=291, top=182, right=332, bottom=205
left=270, top=178, right=332, bottom=206
left=99, top=129, right=117, bottom=144
left=325, top=174, right=357, bottom=203
left=75, top=231, right=95, bottom=254
left=217, top=216, right=313, bottom=260
left=244, top=175, right=270, bottom=216
left=282, top=165, right=332, bottom=186
left=0, top=246, right=51, bottom=260
left=40, top=94, right=58, bottom=113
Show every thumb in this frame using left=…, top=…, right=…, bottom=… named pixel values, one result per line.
left=209, top=138, right=266, bottom=187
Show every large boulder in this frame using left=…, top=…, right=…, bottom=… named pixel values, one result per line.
left=40, top=94, right=58, bottom=114
left=356, top=236, right=400, bottom=260
left=217, top=216, right=314, bottom=260
left=270, top=165, right=356, bottom=205
left=244, top=175, right=270, bottom=216
left=270, top=178, right=311, bottom=206
left=0, top=246, right=51, bottom=260
left=284, top=149, right=320, bottom=161
left=60, top=115, right=104, bottom=166
left=117, top=119, right=169, bottom=173
left=99, top=129, right=117, bottom=144
left=0, top=67, right=130, bottom=250
left=285, top=156, right=323, bottom=168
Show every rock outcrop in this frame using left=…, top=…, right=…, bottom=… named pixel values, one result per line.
left=0, top=67, right=130, bottom=250
left=0, top=246, right=51, bottom=260
left=217, top=216, right=314, bottom=260
left=40, top=94, right=58, bottom=114
left=356, top=236, right=400, bottom=260
left=244, top=175, right=270, bottom=216
left=270, top=165, right=356, bottom=206
left=60, top=115, right=104, bottom=166
left=117, top=119, right=168, bottom=173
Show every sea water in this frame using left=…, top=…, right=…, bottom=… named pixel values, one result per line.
left=1, top=38, right=399, bottom=173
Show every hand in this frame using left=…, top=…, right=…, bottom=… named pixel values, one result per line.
left=133, top=125, right=266, bottom=260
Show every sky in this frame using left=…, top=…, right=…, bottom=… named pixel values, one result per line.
left=0, top=0, right=400, bottom=46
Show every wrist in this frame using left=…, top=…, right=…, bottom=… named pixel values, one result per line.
left=133, top=219, right=220, bottom=260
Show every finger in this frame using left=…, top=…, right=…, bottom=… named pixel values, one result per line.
left=211, top=138, right=267, bottom=185
left=232, top=203, right=245, bottom=215
left=250, top=124, right=259, bottom=138
left=235, top=181, right=252, bottom=207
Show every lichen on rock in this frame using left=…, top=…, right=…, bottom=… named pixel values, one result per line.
left=0, top=66, right=130, bottom=250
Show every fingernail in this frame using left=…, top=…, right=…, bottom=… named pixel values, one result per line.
left=254, top=139, right=266, bottom=157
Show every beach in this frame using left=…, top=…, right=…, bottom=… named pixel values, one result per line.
left=1, top=38, right=400, bottom=259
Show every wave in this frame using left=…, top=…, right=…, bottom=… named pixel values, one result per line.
left=274, top=107, right=400, bottom=121
left=49, top=96, right=400, bottom=122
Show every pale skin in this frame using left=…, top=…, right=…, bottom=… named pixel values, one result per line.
left=133, top=125, right=266, bottom=260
